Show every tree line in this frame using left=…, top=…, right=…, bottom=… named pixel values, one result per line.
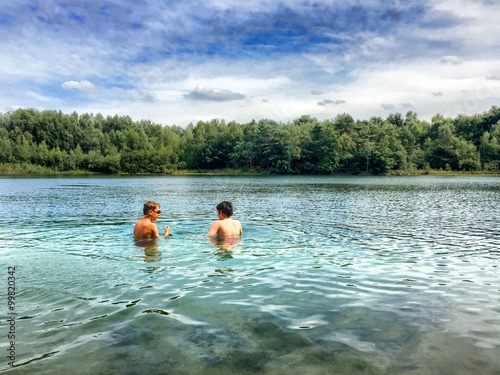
left=0, top=107, right=499, bottom=174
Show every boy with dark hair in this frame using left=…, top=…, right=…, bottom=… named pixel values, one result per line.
left=206, top=201, right=242, bottom=238
left=134, top=200, right=171, bottom=240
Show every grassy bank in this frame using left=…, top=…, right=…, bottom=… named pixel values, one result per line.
left=0, top=163, right=100, bottom=175
left=385, top=168, right=500, bottom=177
left=1, top=163, right=499, bottom=177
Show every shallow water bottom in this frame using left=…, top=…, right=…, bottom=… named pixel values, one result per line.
left=10, top=302, right=500, bottom=375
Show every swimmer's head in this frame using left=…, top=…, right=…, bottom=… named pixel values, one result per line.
left=143, top=201, right=160, bottom=215
left=216, top=201, right=233, bottom=217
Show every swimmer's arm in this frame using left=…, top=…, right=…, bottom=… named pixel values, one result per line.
left=163, top=225, right=172, bottom=237
left=206, top=221, right=220, bottom=237
left=151, top=223, right=171, bottom=238
left=150, top=223, right=162, bottom=239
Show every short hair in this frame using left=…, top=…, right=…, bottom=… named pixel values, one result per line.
left=216, top=201, right=234, bottom=217
left=143, top=201, right=159, bottom=215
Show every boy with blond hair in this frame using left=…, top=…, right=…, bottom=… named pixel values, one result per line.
left=134, top=201, right=171, bottom=240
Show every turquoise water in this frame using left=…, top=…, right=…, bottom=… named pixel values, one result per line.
left=0, top=175, right=499, bottom=374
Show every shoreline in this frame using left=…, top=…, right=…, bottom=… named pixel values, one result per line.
left=1, top=166, right=499, bottom=178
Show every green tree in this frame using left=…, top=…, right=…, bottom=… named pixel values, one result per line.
left=6, top=109, right=38, bottom=136
left=68, top=145, right=85, bottom=170
left=454, top=106, right=500, bottom=146
left=426, top=116, right=459, bottom=170
left=78, top=113, right=102, bottom=153
left=337, top=133, right=356, bottom=172
left=333, top=113, right=355, bottom=134
left=32, top=141, right=51, bottom=166
left=47, top=147, right=67, bottom=170
left=13, top=135, right=32, bottom=162
left=371, top=123, right=408, bottom=173
left=253, top=119, right=292, bottom=172
left=455, top=138, right=481, bottom=171
left=301, top=119, right=339, bottom=173
left=231, top=120, right=260, bottom=170
left=0, top=128, right=13, bottom=163
left=1, top=107, right=497, bottom=174
left=479, top=123, right=500, bottom=170
left=405, top=111, right=431, bottom=146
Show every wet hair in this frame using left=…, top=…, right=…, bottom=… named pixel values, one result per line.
left=143, top=200, right=160, bottom=215
left=216, top=201, right=233, bottom=217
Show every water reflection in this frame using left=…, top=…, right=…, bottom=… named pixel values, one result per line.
left=210, top=236, right=241, bottom=252
left=134, top=239, right=161, bottom=263
left=213, top=249, right=234, bottom=261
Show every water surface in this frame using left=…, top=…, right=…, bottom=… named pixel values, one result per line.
left=0, top=175, right=499, bottom=374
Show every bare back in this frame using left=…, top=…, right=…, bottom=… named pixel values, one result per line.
left=207, top=218, right=242, bottom=238
left=134, top=218, right=159, bottom=240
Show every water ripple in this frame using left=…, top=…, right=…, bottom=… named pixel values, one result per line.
left=2, top=176, right=499, bottom=374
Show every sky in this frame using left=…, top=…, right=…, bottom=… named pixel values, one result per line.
left=1, top=0, right=500, bottom=127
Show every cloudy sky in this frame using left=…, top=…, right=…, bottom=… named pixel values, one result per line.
left=1, top=0, right=500, bottom=126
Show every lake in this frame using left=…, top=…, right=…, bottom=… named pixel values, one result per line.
left=0, top=175, right=499, bottom=375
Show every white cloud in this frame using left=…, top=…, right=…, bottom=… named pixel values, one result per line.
left=62, top=80, right=96, bottom=91
left=417, top=1, right=500, bottom=58
left=1, top=0, right=500, bottom=125
left=4, top=104, right=25, bottom=112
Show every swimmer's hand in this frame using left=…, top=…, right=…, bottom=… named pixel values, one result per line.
left=164, top=226, right=172, bottom=236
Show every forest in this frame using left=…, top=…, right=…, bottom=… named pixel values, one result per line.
left=0, top=106, right=499, bottom=175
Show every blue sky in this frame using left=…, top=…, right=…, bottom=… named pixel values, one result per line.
left=1, top=0, right=500, bottom=126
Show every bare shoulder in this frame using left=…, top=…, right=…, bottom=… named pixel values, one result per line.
left=235, top=219, right=242, bottom=231
left=206, top=220, right=221, bottom=237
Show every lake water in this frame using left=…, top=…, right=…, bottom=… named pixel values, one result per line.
left=0, top=175, right=499, bottom=375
